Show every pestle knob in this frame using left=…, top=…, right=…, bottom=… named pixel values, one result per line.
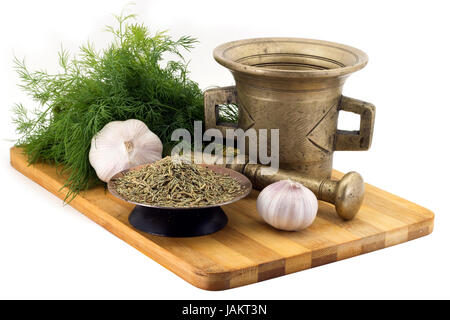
left=318, top=172, right=365, bottom=220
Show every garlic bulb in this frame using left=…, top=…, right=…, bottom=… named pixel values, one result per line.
left=256, top=180, right=318, bottom=231
left=89, top=119, right=163, bottom=182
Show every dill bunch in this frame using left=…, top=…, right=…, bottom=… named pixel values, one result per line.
left=12, top=13, right=206, bottom=200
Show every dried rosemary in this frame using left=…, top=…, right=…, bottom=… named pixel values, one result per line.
left=113, top=157, right=244, bottom=207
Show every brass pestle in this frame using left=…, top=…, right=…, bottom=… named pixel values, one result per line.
left=241, top=163, right=364, bottom=220
left=189, top=153, right=364, bottom=220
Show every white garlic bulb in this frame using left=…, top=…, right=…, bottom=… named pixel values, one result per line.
left=256, top=180, right=318, bottom=231
left=89, top=119, right=163, bottom=182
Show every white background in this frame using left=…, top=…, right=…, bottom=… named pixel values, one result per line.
left=1, top=0, right=449, bottom=299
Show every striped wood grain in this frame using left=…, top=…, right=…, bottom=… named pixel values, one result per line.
left=10, top=147, right=434, bottom=290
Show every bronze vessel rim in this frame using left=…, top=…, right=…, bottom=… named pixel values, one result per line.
left=213, top=37, right=368, bottom=79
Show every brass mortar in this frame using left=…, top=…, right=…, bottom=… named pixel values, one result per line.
left=205, top=38, right=376, bottom=179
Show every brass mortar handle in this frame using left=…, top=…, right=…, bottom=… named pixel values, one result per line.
left=204, top=86, right=238, bottom=136
left=334, top=96, right=376, bottom=151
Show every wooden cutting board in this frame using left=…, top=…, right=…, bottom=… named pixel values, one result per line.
left=10, top=147, right=434, bottom=290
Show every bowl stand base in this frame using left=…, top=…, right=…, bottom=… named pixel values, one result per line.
left=128, top=205, right=228, bottom=237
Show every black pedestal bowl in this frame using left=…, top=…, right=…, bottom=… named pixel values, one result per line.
left=107, top=163, right=252, bottom=237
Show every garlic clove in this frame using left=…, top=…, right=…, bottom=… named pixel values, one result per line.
left=128, top=129, right=163, bottom=166
left=256, top=180, right=318, bottom=231
left=89, top=119, right=163, bottom=182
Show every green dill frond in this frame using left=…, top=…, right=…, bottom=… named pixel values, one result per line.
left=12, top=11, right=220, bottom=201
